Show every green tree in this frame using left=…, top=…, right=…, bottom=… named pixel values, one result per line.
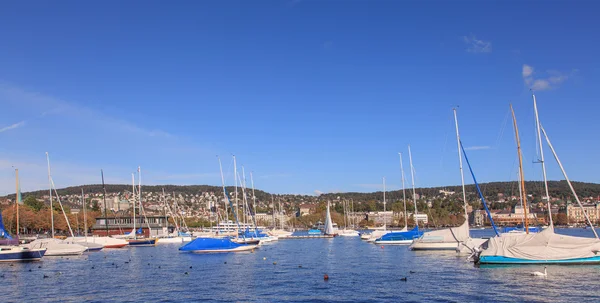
left=23, top=196, right=45, bottom=211
left=91, top=201, right=100, bottom=212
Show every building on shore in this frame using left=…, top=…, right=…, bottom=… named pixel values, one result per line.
left=92, top=216, right=170, bottom=237
left=567, top=202, right=600, bottom=224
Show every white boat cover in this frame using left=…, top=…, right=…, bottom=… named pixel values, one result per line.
left=413, top=220, right=470, bottom=244
left=480, top=226, right=600, bottom=261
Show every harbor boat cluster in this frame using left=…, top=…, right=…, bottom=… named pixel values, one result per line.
left=2, top=94, right=600, bottom=266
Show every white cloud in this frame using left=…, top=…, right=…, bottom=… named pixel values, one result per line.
left=462, top=35, right=492, bottom=53
left=464, top=145, right=491, bottom=151
left=0, top=121, right=25, bottom=133
left=521, top=64, right=574, bottom=91
left=314, top=190, right=323, bottom=196
left=0, top=82, right=172, bottom=138
left=522, top=64, right=533, bottom=78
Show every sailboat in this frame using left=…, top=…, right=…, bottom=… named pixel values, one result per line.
left=0, top=169, right=47, bottom=262
left=363, top=177, right=393, bottom=242
left=179, top=156, right=258, bottom=253
left=127, top=167, right=157, bottom=246
left=67, top=187, right=126, bottom=249
left=27, top=153, right=88, bottom=256
left=323, top=201, right=336, bottom=236
left=410, top=110, right=486, bottom=251
left=337, top=198, right=359, bottom=237
left=477, top=97, right=600, bottom=264
left=375, top=152, right=423, bottom=245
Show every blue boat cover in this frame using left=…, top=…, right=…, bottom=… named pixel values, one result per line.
left=179, top=237, right=244, bottom=251
left=308, top=229, right=321, bottom=235
left=0, top=211, right=13, bottom=239
left=377, top=226, right=422, bottom=241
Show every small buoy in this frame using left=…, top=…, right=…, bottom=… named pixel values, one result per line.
left=381, top=246, right=384, bottom=249
left=263, top=257, right=266, bottom=260
left=400, top=277, right=407, bottom=282
left=324, top=274, right=329, bottom=281
left=273, top=262, right=277, bottom=265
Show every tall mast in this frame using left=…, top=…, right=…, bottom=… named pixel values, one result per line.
left=233, top=155, right=238, bottom=224
left=383, top=177, right=386, bottom=231
left=217, top=156, right=227, bottom=227
left=82, top=188, right=87, bottom=241
left=250, top=172, right=257, bottom=230
left=46, top=152, right=54, bottom=238
left=510, top=104, right=529, bottom=234
left=517, top=171, right=524, bottom=227
left=271, top=195, right=275, bottom=229
left=533, top=93, right=553, bottom=227
left=351, top=199, right=354, bottom=228
left=101, top=169, right=109, bottom=236
left=540, top=125, right=599, bottom=238
left=15, top=168, right=20, bottom=238
left=453, top=108, right=469, bottom=221
left=162, top=188, right=168, bottom=234
left=132, top=173, right=136, bottom=238
left=408, top=145, right=418, bottom=218
left=241, top=166, right=248, bottom=225
left=399, top=153, right=408, bottom=228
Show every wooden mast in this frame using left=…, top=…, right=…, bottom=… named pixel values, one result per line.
left=510, top=104, right=529, bottom=234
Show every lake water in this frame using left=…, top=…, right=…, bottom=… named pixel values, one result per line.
left=3, top=228, right=600, bottom=302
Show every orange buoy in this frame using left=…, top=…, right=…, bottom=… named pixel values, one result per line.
left=324, top=274, right=329, bottom=281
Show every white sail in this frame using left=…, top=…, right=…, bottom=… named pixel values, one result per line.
left=324, top=201, right=335, bottom=235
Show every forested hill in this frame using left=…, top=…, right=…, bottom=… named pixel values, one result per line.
left=4, top=180, right=600, bottom=203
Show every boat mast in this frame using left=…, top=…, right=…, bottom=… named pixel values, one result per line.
left=408, top=145, right=419, bottom=227
left=162, top=188, right=168, bottom=235
left=233, top=155, right=238, bottom=225
left=383, top=177, right=386, bottom=231
left=218, top=156, right=227, bottom=231
left=271, top=195, right=275, bottom=229
left=517, top=171, right=524, bottom=227
left=132, top=172, right=136, bottom=239
left=82, top=188, right=87, bottom=241
left=540, top=125, right=599, bottom=238
left=453, top=108, right=469, bottom=222
left=15, top=168, right=19, bottom=238
left=399, top=153, right=408, bottom=229
left=101, top=169, right=109, bottom=236
left=250, top=172, right=258, bottom=231
left=46, top=152, right=54, bottom=238
left=510, top=104, right=529, bottom=234
left=533, top=93, right=553, bottom=227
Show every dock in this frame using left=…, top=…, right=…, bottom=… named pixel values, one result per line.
left=278, top=235, right=336, bottom=239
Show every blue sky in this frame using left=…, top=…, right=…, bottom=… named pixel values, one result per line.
left=1, top=1, right=599, bottom=196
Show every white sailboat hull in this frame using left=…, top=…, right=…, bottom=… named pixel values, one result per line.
left=157, top=236, right=193, bottom=244
left=374, top=239, right=413, bottom=245
left=189, top=244, right=258, bottom=253
left=66, top=236, right=128, bottom=248
left=27, top=239, right=87, bottom=256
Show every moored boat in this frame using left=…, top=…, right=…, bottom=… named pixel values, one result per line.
left=0, top=246, right=46, bottom=262
left=179, top=237, right=257, bottom=253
